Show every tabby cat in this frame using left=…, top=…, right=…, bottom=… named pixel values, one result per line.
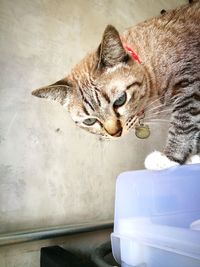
left=32, top=2, right=200, bottom=170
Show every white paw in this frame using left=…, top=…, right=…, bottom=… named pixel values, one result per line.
left=186, top=154, right=200, bottom=164
left=144, top=150, right=179, bottom=170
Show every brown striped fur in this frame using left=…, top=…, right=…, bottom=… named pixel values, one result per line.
left=32, top=1, right=200, bottom=164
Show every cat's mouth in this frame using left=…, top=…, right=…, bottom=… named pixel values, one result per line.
left=112, top=128, right=123, bottom=137
left=103, top=109, right=146, bottom=139
left=103, top=118, right=123, bottom=138
left=104, top=128, right=123, bottom=139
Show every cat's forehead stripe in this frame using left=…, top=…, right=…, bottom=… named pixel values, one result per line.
left=94, top=89, right=101, bottom=106
left=82, top=105, right=89, bottom=115
left=102, top=91, right=111, bottom=104
left=78, top=87, right=95, bottom=112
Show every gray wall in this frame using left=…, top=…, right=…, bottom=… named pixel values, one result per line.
left=0, top=0, right=186, bottom=267
left=0, top=0, right=186, bottom=261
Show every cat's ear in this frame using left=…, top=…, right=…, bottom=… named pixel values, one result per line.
left=97, top=25, right=129, bottom=68
left=32, top=79, right=72, bottom=106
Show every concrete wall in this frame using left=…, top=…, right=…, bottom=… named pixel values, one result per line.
left=0, top=0, right=186, bottom=265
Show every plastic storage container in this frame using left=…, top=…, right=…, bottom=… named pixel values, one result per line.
left=111, top=164, right=200, bottom=267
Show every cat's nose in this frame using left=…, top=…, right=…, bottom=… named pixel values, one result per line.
left=104, top=119, right=122, bottom=137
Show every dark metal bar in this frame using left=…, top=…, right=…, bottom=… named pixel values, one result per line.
left=0, top=220, right=113, bottom=247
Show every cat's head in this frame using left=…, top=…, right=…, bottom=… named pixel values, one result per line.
left=32, top=25, right=147, bottom=139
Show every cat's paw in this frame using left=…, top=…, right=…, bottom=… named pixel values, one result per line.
left=186, top=154, right=200, bottom=164
left=144, top=150, right=179, bottom=170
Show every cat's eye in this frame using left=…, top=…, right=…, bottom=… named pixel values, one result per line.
left=113, top=92, right=127, bottom=108
left=83, top=118, right=97, bottom=126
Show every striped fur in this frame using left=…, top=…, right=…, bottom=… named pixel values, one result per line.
left=32, top=1, right=200, bottom=164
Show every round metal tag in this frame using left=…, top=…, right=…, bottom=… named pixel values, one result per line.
left=135, top=124, right=150, bottom=139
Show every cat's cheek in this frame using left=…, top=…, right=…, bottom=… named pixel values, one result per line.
left=144, top=151, right=179, bottom=170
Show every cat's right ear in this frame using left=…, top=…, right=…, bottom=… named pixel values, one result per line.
left=31, top=79, right=72, bottom=107
left=97, top=25, right=129, bottom=69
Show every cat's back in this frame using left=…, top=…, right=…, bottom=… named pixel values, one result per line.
left=160, top=1, right=200, bottom=25
left=124, top=2, right=200, bottom=55
left=157, top=1, right=200, bottom=35
left=123, top=2, right=200, bottom=85
left=135, top=1, right=200, bottom=35
left=155, top=1, right=200, bottom=56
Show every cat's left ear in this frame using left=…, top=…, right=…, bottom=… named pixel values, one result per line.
left=32, top=79, right=72, bottom=107
left=97, top=25, right=129, bottom=68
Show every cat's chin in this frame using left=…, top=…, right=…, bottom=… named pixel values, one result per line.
left=107, top=135, right=123, bottom=141
left=145, top=151, right=200, bottom=170
left=97, top=134, right=120, bottom=141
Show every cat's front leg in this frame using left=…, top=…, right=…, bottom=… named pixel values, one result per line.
left=144, top=120, right=185, bottom=170
left=145, top=115, right=200, bottom=170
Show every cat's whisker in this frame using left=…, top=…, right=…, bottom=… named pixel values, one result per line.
left=145, top=103, right=169, bottom=114
left=143, top=95, right=165, bottom=110
left=143, top=121, right=169, bottom=125
left=143, top=115, right=170, bottom=121
left=144, top=95, right=164, bottom=108
left=143, top=118, right=170, bottom=123
left=144, top=108, right=173, bottom=118
left=146, top=107, right=173, bottom=113
left=125, top=115, right=139, bottom=131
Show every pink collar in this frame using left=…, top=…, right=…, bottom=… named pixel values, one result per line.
left=124, top=44, right=142, bottom=64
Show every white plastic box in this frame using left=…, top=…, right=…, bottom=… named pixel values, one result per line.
left=111, top=164, right=200, bottom=267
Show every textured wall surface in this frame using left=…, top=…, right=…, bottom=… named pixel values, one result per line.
left=0, top=0, right=186, bottom=234
left=0, top=0, right=188, bottom=266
